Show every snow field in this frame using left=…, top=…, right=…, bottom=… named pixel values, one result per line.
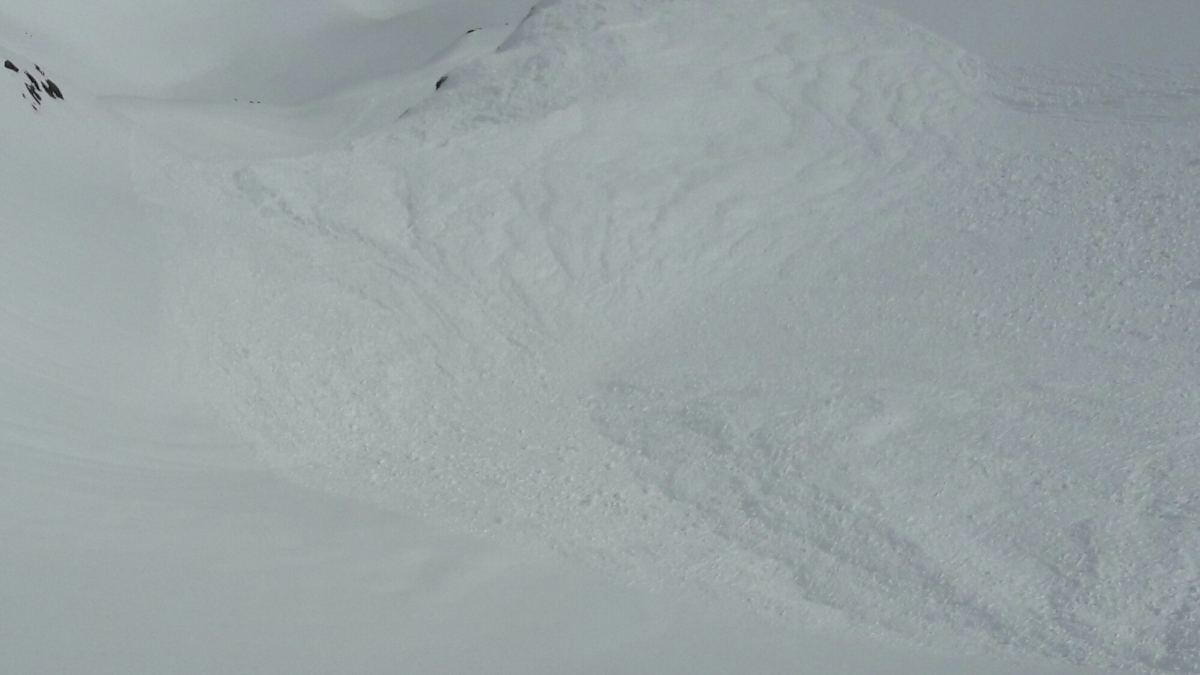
left=135, top=0, right=1200, bottom=671
left=4, top=0, right=1199, bottom=672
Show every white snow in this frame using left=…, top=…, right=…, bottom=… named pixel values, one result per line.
left=3, top=0, right=1199, bottom=673
left=863, top=0, right=1200, bottom=67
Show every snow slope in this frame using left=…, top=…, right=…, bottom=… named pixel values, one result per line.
left=864, top=0, right=1200, bottom=68
left=4, top=0, right=1199, bottom=672
left=3, top=10, right=868, bottom=674
left=0, top=0, right=532, bottom=99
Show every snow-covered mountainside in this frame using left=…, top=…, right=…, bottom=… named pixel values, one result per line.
left=867, top=0, right=1200, bottom=67
left=3, top=0, right=1198, bottom=672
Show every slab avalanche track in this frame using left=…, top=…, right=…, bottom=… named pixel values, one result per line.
left=135, top=0, right=1200, bottom=671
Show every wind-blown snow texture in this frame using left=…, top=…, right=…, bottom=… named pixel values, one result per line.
left=126, top=1, right=1200, bottom=672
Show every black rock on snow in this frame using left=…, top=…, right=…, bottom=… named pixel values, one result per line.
left=9, top=63, right=65, bottom=110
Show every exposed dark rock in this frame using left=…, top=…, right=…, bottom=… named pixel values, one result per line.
left=5, top=60, right=62, bottom=109
left=436, top=75, right=448, bottom=90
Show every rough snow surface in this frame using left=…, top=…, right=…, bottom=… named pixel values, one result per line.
left=4, top=0, right=1200, bottom=672
left=865, top=0, right=1200, bottom=67
left=129, top=0, right=1200, bottom=672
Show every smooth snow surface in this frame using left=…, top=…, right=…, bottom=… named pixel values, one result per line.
left=0, top=0, right=531, bottom=99
left=4, top=0, right=1200, bottom=673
